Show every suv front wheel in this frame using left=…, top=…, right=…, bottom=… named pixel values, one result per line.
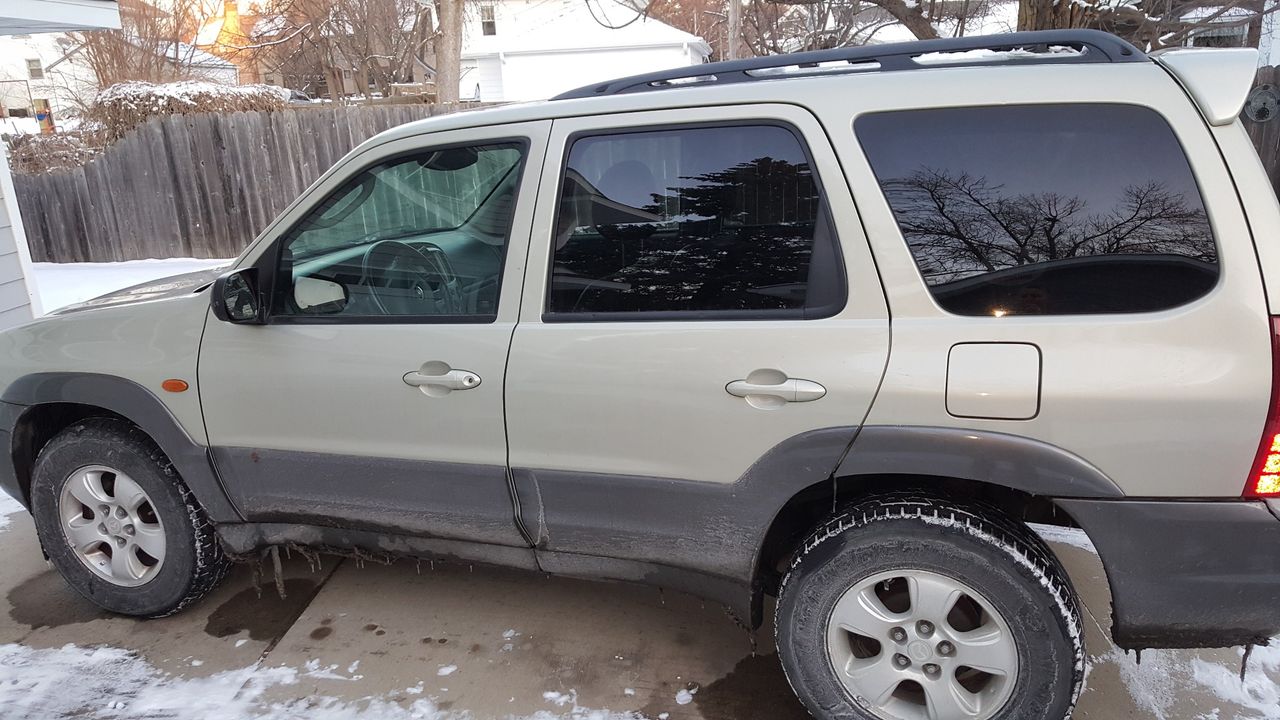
left=776, top=495, right=1084, bottom=720
left=29, top=418, right=231, bottom=617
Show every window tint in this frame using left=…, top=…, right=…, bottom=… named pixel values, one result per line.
left=275, top=142, right=524, bottom=320
left=548, top=124, right=843, bottom=318
left=856, top=105, right=1217, bottom=316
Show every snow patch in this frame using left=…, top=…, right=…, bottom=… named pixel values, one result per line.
left=0, top=491, right=24, bottom=532
left=1191, top=643, right=1280, bottom=714
left=436, top=664, right=457, bottom=677
left=1028, top=523, right=1098, bottom=553
left=915, top=45, right=1083, bottom=65
left=1102, top=639, right=1280, bottom=719
left=0, top=643, right=642, bottom=719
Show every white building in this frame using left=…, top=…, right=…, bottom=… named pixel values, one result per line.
left=0, top=33, right=237, bottom=120
left=0, top=0, right=122, bottom=329
left=457, top=0, right=710, bottom=102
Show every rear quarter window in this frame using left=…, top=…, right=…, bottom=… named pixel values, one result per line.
left=855, top=104, right=1218, bottom=316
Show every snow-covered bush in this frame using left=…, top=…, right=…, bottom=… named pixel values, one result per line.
left=90, top=81, right=290, bottom=142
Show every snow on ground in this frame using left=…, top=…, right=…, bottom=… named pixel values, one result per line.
left=1101, top=640, right=1280, bottom=720
left=0, top=490, right=22, bottom=532
left=32, top=258, right=231, bottom=313
left=0, top=643, right=642, bottom=720
left=0, top=117, right=40, bottom=136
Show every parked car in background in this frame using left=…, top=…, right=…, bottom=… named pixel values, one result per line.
left=1, top=30, right=1278, bottom=720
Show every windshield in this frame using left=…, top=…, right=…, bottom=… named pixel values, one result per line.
left=286, top=143, right=524, bottom=261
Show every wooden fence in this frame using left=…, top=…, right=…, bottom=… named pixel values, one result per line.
left=13, top=104, right=466, bottom=262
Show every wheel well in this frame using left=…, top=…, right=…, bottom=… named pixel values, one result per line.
left=755, top=474, right=1082, bottom=600
left=11, top=402, right=130, bottom=504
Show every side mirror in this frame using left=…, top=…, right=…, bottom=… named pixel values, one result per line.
left=294, top=276, right=348, bottom=314
left=211, top=269, right=263, bottom=324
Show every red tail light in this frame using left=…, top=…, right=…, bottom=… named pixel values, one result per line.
left=1247, top=317, right=1280, bottom=497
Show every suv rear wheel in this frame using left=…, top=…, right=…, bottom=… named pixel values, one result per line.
left=775, top=495, right=1084, bottom=720
left=29, top=418, right=231, bottom=617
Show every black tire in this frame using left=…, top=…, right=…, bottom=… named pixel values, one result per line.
left=775, top=494, right=1084, bottom=720
left=29, top=418, right=231, bottom=617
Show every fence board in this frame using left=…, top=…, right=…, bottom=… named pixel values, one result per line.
left=13, top=104, right=460, bottom=262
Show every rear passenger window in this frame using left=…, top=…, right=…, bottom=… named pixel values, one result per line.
left=856, top=105, right=1217, bottom=316
left=547, top=124, right=844, bottom=319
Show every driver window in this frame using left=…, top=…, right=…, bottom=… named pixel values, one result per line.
left=274, top=141, right=525, bottom=321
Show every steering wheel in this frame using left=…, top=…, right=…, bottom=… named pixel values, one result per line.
left=361, top=240, right=463, bottom=316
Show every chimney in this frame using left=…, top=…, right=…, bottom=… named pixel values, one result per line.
left=220, top=0, right=243, bottom=45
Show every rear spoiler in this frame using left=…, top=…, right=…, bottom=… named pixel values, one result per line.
left=1152, top=46, right=1259, bottom=126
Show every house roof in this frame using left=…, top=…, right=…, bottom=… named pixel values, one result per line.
left=464, top=0, right=710, bottom=57
left=0, top=0, right=121, bottom=35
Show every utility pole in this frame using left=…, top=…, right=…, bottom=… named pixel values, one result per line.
left=726, top=0, right=740, bottom=59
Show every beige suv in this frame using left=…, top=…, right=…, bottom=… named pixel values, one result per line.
left=2, top=30, right=1278, bottom=720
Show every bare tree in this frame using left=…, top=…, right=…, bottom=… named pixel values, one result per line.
left=71, top=0, right=205, bottom=86
left=1019, top=0, right=1280, bottom=50
left=224, top=0, right=438, bottom=100
left=881, top=167, right=1214, bottom=283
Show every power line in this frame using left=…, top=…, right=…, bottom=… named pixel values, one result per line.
left=584, top=0, right=652, bottom=29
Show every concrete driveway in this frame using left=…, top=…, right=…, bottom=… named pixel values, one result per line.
left=0, top=504, right=1276, bottom=720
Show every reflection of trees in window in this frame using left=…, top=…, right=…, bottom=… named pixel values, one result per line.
left=646, top=157, right=821, bottom=226
left=881, top=168, right=1215, bottom=285
left=560, top=157, right=821, bottom=312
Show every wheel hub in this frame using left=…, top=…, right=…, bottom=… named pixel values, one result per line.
left=907, top=640, right=932, bottom=663
left=58, top=465, right=165, bottom=587
left=825, top=569, right=1018, bottom=720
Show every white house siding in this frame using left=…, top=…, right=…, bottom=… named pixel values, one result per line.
left=458, top=0, right=709, bottom=102
left=493, top=44, right=705, bottom=102
left=0, top=35, right=101, bottom=118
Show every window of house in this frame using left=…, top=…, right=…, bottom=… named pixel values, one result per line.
left=856, top=104, right=1218, bottom=317
left=25, top=59, right=43, bottom=80
left=275, top=142, right=525, bottom=320
left=547, top=124, right=844, bottom=319
left=481, top=5, right=497, bottom=35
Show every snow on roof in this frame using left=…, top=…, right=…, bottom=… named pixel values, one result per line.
left=162, top=41, right=234, bottom=68
left=464, top=0, right=710, bottom=56
left=249, top=13, right=287, bottom=38
left=194, top=15, right=224, bottom=46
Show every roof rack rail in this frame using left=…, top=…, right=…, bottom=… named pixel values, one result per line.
left=553, top=30, right=1146, bottom=100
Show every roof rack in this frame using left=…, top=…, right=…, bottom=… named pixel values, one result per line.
left=553, top=30, right=1146, bottom=100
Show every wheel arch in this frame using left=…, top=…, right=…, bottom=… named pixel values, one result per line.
left=2, top=373, right=242, bottom=522
left=748, top=425, right=1122, bottom=627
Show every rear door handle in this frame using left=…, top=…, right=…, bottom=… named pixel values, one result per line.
left=726, top=378, right=826, bottom=403
left=403, top=366, right=482, bottom=395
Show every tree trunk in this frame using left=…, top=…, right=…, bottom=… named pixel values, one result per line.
left=436, top=0, right=462, bottom=105
left=873, top=0, right=940, bottom=39
left=1018, top=0, right=1092, bottom=31
left=727, top=0, right=741, bottom=59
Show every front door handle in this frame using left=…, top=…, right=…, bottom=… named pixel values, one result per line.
left=403, top=364, right=482, bottom=396
left=726, top=377, right=826, bottom=404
